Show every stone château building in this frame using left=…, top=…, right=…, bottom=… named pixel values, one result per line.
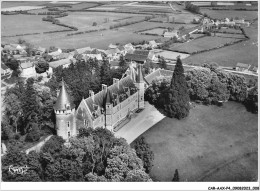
left=54, top=64, right=146, bottom=140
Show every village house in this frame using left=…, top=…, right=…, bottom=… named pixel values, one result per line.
left=164, top=30, right=179, bottom=38
left=148, top=40, right=158, bottom=49
left=1, top=63, right=11, bottom=76
left=34, top=47, right=46, bottom=55
left=249, top=65, right=258, bottom=74
left=109, top=60, right=120, bottom=69
left=19, top=58, right=37, bottom=78
left=49, top=58, right=76, bottom=69
left=54, top=64, right=145, bottom=140
left=235, top=62, right=251, bottom=72
left=48, top=48, right=62, bottom=60
left=123, top=43, right=135, bottom=55
left=125, top=49, right=150, bottom=66
left=105, top=48, right=121, bottom=61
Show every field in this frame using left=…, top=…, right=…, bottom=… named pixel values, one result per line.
left=1, top=30, right=162, bottom=49
left=1, top=15, right=68, bottom=36
left=136, top=102, right=258, bottom=181
left=118, top=21, right=198, bottom=33
left=168, top=36, right=241, bottom=54
left=201, top=8, right=258, bottom=20
left=57, top=12, right=147, bottom=31
left=140, top=28, right=166, bottom=35
left=154, top=50, right=190, bottom=60
left=150, top=13, right=201, bottom=23
left=1, top=1, right=45, bottom=8
left=183, top=22, right=258, bottom=67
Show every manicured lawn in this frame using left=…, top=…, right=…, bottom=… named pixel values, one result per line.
left=1, top=15, right=68, bottom=36
left=169, top=36, right=241, bottom=54
left=137, top=102, right=258, bottom=181
left=183, top=23, right=258, bottom=67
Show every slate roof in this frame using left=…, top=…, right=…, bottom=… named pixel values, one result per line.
left=54, top=79, right=75, bottom=111
left=49, top=58, right=75, bottom=68
left=84, top=75, right=137, bottom=114
left=125, top=53, right=147, bottom=62
left=75, top=47, right=92, bottom=55
left=20, top=62, right=34, bottom=69
left=144, top=69, right=173, bottom=84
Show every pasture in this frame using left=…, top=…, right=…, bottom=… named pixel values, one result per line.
left=168, top=36, right=241, bottom=54
left=1, top=1, right=45, bottom=8
left=2, top=30, right=162, bottom=49
left=118, top=21, right=197, bottom=33
left=154, top=50, right=190, bottom=60
left=1, top=15, right=68, bottom=36
left=137, top=102, right=258, bottom=181
left=183, top=22, right=258, bottom=67
left=150, top=13, right=201, bottom=23
left=140, top=28, right=166, bottom=36
left=57, top=12, right=146, bottom=30
left=201, top=9, right=258, bottom=20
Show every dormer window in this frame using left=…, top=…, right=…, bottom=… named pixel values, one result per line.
left=66, top=103, right=70, bottom=110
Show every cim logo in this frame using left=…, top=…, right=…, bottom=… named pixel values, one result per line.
left=8, top=165, right=30, bottom=175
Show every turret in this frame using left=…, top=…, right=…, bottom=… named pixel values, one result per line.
left=54, top=78, right=76, bottom=140
left=136, top=64, right=145, bottom=109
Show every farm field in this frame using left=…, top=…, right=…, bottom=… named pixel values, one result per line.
left=183, top=22, right=258, bottom=67
left=214, top=33, right=245, bottom=39
left=168, top=36, right=241, bottom=54
left=57, top=12, right=147, bottom=30
left=1, top=1, right=45, bottom=8
left=154, top=50, right=190, bottom=60
left=140, top=28, right=166, bottom=36
left=150, top=13, right=201, bottom=23
left=136, top=101, right=257, bottom=181
left=118, top=21, right=198, bottom=33
left=1, top=5, right=45, bottom=12
left=200, top=9, right=258, bottom=20
left=1, top=15, right=69, bottom=36
left=2, top=30, right=162, bottom=49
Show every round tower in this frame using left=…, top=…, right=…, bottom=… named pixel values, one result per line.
left=53, top=79, right=76, bottom=140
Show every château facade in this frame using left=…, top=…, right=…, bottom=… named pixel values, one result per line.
left=54, top=64, right=146, bottom=140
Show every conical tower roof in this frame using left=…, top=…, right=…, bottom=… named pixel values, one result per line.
left=136, top=64, right=145, bottom=83
left=54, top=78, right=75, bottom=111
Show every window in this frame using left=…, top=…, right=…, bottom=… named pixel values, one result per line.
left=84, top=119, right=87, bottom=126
left=68, top=131, right=70, bottom=138
left=67, top=121, right=70, bottom=127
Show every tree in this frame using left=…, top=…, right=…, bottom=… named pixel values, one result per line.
left=36, top=60, right=49, bottom=74
left=25, top=123, right=41, bottom=142
left=100, top=56, right=111, bottom=85
left=25, top=43, right=34, bottom=57
left=5, top=58, right=20, bottom=71
left=118, top=55, right=128, bottom=69
left=158, top=56, right=167, bottom=69
left=131, top=136, right=154, bottom=173
left=244, top=86, right=258, bottom=114
left=158, top=57, right=190, bottom=119
left=172, top=169, right=179, bottom=181
left=92, top=22, right=97, bottom=26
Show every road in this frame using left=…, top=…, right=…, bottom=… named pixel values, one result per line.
left=114, top=102, right=165, bottom=144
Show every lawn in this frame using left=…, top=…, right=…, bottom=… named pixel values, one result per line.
left=1, top=1, right=45, bottom=8
left=169, top=36, right=241, bottom=54
left=183, top=22, right=258, bottom=67
left=137, top=101, right=258, bottom=181
left=1, top=15, right=69, bottom=36
left=200, top=9, right=258, bottom=21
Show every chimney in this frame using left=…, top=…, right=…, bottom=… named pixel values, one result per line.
left=113, top=78, right=120, bottom=89
left=102, top=84, right=107, bottom=92
left=89, top=90, right=94, bottom=101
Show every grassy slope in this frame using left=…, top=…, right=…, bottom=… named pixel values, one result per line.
left=137, top=102, right=257, bottom=181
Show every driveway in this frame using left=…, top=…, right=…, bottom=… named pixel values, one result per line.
left=115, top=102, right=165, bottom=144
